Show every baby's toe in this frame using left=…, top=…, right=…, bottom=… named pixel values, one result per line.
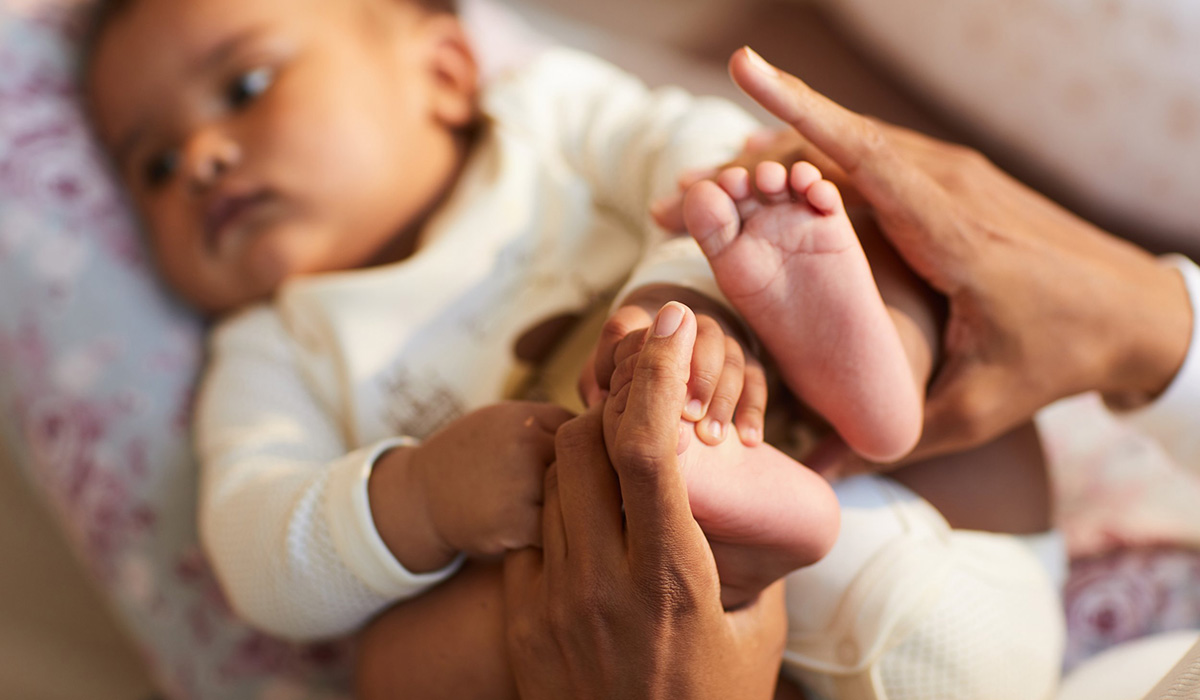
left=754, top=161, right=791, bottom=205
left=684, top=179, right=743, bottom=260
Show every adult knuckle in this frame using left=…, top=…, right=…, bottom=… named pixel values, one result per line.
left=613, top=436, right=671, bottom=478
left=723, top=341, right=745, bottom=371
left=633, top=354, right=680, bottom=386
left=553, top=416, right=590, bottom=453
left=613, top=436, right=659, bottom=467
left=851, top=118, right=892, bottom=170
left=571, top=576, right=620, bottom=623
left=641, top=569, right=703, bottom=619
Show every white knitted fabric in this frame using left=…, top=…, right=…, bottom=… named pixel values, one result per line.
left=782, top=475, right=1065, bottom=700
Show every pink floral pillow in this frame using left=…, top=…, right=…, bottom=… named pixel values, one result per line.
left=0, top=1, right=553, bottom=697
left=811, top=0, right=1200, bottom=255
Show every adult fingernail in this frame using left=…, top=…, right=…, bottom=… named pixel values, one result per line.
left=741, top=426, right=761, bottom=445
left=653, top=302, right=684, bottom=337
left=743, top=47, right=776, bottom=76
left=705, top=419, right=724, bottom=441
left=685, top=398, right=704, bottom=419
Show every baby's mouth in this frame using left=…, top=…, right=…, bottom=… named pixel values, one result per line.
left=203, top=190, right=273, bottom=253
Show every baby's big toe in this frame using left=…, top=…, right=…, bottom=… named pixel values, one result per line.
left=683, top=179, right=742, bottom=261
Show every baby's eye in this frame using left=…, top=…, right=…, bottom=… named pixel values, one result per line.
left=227, top=67, right=274, bottom=109
left=143, top=150, right=179, bottom=188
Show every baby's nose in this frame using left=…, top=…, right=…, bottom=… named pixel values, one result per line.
left=185, top=129, right=241, bottom=188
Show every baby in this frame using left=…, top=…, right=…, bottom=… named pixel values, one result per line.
left=84, top=0, right=1063, bottom=697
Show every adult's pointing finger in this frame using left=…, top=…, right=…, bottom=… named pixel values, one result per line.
left=602, top=302, right=710, bottom=571
left=728, top=46, right=969, bottom=285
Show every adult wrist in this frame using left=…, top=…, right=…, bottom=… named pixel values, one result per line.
left=1102, top=255, right=1193, bottom=410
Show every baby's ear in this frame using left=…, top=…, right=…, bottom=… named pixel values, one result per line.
left=424, top=16, right=478, bottom=128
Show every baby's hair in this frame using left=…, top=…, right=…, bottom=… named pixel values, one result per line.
left=83, top=0, right=459, bottom=68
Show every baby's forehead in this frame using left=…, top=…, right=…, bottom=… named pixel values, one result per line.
left=89, top=0, right=451, bottom=56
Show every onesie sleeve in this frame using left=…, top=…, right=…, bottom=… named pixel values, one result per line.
left=499, top=48, right=760, bottom=304
left=195, top=308, right=461, bottom=641
left=1117, top=254, right=1200, bottom=471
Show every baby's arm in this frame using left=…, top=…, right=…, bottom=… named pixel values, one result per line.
left=198, top=309, right=566, bottom=640
left=368, top=400, right=571, bottom=573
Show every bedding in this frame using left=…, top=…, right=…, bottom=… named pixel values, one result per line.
left=808, top=0, right=1200, bottom=256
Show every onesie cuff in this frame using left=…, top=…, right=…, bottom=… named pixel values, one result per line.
left=1118, top=254, right=1200, bottom=455
left=326, top=438, right=465, bottom=600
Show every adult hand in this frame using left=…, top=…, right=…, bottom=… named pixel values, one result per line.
left=505, top=302, right=788, bottom=700
left=581, top=284, right=768, bottom=446
left=673, top=47, right=1193, bottom=471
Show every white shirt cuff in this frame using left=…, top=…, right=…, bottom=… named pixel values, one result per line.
left=1118, top=254, right=1200, bottom=461
left=326, top=438, right=464, bottom=600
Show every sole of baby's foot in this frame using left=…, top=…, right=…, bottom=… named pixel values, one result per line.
left=683, top=161, right=921, bottom=463
left=676, top=422, right=839, bottom=610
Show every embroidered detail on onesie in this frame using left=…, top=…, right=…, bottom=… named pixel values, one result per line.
left=380, top=367, right=466, bottom=439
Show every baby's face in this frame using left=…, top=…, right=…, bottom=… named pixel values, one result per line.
left=89, top=0, right=477, bottom=314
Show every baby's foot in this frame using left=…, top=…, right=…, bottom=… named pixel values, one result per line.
left=684, top=162, right=921, bottom=462
left=675, top=422, right=840, bottom=609
left=603, top=327, right=839, bottom=610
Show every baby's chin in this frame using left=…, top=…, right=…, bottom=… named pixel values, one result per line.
left=174, top=249, right=292, bottom=317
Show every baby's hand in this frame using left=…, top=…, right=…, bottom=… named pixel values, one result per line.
left=582, top=289, right=766, bottom=446
left=412, top=401, right=573, bottom=559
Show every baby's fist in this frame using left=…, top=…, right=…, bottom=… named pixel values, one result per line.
left=414, top=401, right=573, bottom=558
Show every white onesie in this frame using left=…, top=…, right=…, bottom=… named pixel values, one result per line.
left=195, top=47, right=757, bottom=640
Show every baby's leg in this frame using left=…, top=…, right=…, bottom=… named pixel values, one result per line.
left=781, top=474, right=1065, bottom=700
left=356, top=561, right=517, bottom=700
left=851, top=212, right=1053, bottom=536
left=684, top=163, right=921, bottom=463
